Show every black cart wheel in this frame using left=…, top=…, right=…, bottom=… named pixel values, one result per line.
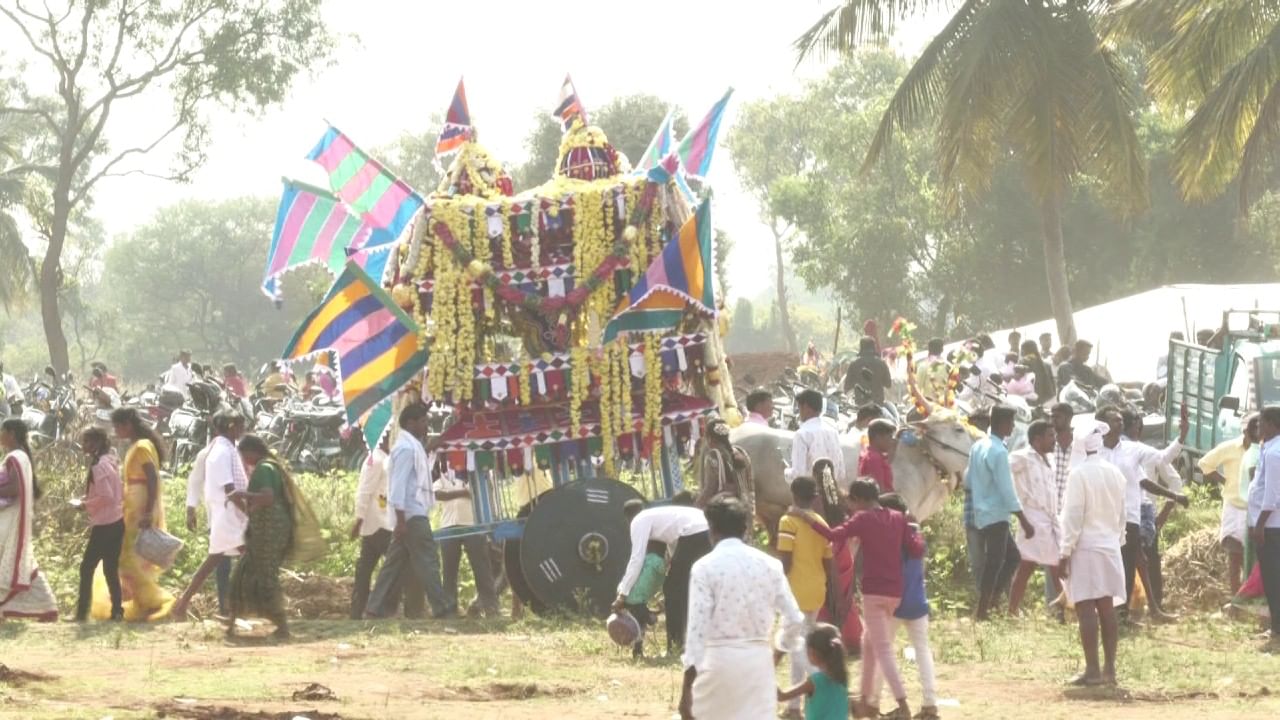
left=518, top=479, right=643, bottom=618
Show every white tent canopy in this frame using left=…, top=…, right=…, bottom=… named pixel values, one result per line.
left=974, top=283, right=1280, bottom=384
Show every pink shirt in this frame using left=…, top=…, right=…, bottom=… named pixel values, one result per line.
left=859, top=447, right=894, bottom=493
left=746, top=412, right=769, bottom=426
left=84, top=454, right=124, bottom=526
left=811, top=507, right=923, bottom=597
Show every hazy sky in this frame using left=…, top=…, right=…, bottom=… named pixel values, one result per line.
left=13, top=0, right=945, bottom=301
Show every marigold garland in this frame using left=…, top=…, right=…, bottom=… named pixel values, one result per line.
left=643, top=335, right=662, bottom=442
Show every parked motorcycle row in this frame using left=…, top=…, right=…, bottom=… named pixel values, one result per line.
left=4, top=366, right=375, bottom=476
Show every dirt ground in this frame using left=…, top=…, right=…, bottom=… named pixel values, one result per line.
left=1, top=617, right=1278, bottom=719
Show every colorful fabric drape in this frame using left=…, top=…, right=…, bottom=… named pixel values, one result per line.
left=604, top=199, right=715, bottom=342
left=282, top=261, right=427, bottom=439
left=263, top=179, right=396, bottom=301
left=436, top=78, right=473, bottom=157
left=553, top=74, right=587, bottom=130
left=676, top=88, right=733, bottom=179
left=307, top=126, right=423, bottom=244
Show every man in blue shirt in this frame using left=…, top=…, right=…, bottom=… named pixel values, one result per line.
left=1248, top=406, right=1280, bottom=650
left=364, top=403, right=451, bottom=619
left=966, top=405, right=1035, bottom=621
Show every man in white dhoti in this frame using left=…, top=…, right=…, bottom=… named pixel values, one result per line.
left=1059, top=422, right=1127, bottom=686
left=1008, top=420, right=1061, bottom=615
left=680, top=494, right=805, bottom=720
left=172, top=411, right=248, bottom=619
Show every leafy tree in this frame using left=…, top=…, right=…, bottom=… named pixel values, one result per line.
left=102, top=197, right=326, bottom=380
left=795, top=0, right=1148, bottom=346
left=1109, top=0, right=1280, bottom=209
left=376, top=116, right=444, bottom=195
left=726, top=93, right=813, bottom=354
left=513, top=94, right=689, bottom=189
left=0, top=0, right=335, bottom=373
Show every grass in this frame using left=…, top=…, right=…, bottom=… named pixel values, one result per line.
left=9, top=455, right=1280, bottom=718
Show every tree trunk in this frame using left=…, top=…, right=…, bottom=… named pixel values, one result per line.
left=40, top=193, right=71, bottom=375
left=1040, top=192, right=1077, bottom=347
left=772, top=226, right=797, bottom=354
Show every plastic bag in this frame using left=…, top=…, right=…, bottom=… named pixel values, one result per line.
left=135, top=527, right=184, bottom=570
left=282, top=471, right=327, bottom=566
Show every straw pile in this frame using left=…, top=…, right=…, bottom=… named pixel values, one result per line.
left=1164, top=527, right=1230, bottom=612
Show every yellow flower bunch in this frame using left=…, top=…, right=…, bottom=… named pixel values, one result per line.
left=643, top=335, right=662, bottom=442
left=518, top=354, right=532, bottom=406
left=569, top=345, right=590, bottom=434
left=426, top=238, right=457, bottom=399
left=596, top=349, right=615, bottom=476
left=499, top=200, right=514, bottom=268
left=453, top=266, right=477, bottom=400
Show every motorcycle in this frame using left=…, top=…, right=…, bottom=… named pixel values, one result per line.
left=21, top=370, right=79, bottom=449
left=278, top=394, right=368, bottom=473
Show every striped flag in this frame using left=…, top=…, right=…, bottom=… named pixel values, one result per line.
left=307, top=125, right=424, bottom=243
left=553, top=74, right=587, bottom=130
left=263, top=179, right=397, bottom=301
left=282, top=261, right=428, bottom=430
left=676, top=88, right=734, bottom=179
left=604, top=200, right=716, bottom=342
left=635, top=108, right=676, bottom=172
left=436, top=78, right=473, bottom=157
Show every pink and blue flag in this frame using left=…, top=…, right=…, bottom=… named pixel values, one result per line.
left=436, top=78, right=473, bottom=157
left=676, top=88, right=734, bottom=179
left=307, top=125, right=423, bottom=243
left=635, top=108, right=676, bottom=172
left=604, top=199, right=716, bottom=342
left=553, top=74, right=587, bottom=130
left=263, top=178, right=396, bottom=302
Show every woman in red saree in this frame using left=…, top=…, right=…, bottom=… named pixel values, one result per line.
left=0, top=419, right=58, bottom=621
left=813, top=458, right=861, bottom=649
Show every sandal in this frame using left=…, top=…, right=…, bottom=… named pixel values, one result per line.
left=879, top=709, right=911, bottom=720
left=1068, top=673, right=1105, bottom=687
left=914, top=708, right=940, bottom=720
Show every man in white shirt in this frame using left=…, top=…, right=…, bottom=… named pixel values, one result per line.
left=1008, top=420, right=1061, bottom=615
left=350, top=438, right=394, bottom=619
left=788, top=389, right=845, bottom=485
left=165, top=350, right=195, bottom=397
left=1095, top=406, right=1187, bottom=617
left=1248, top=406, right=1280, bottom=649
left=173, top=411, right=248, bottom=619
left=0, top=363, right=23, bottom=417
left=679, top=494, right=805, bottom=720
left=434, top=467, right=499, bottom=617
left=1059, top=422, right=1128, bottom=686
left=613, top=499, right=710, bottom=652
left=1122, top=409, right=1188, bottom=621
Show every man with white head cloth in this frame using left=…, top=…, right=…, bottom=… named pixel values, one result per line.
left=1059, top=422, right=1127, bottom=686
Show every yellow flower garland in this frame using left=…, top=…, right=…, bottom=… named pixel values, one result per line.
left=643, top=335, right=662, bottom=442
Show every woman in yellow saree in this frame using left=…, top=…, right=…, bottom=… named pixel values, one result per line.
left=93, top=408, right=174, bottom=621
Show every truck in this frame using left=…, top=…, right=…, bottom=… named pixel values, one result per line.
left=1165, top=310, right=1280, bottom=460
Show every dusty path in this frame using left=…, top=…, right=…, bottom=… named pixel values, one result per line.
left=0, top=618, right=1277, bottom=719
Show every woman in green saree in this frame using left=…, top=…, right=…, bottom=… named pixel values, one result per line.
left=228, top=434, right=293, bottom=640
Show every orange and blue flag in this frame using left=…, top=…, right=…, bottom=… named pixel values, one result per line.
left=436, top=78, right=473, bottom=157
left=676, top=88, right=734, bottom=179
left=604, top=200, right=716, bottom=343
left=282, top=261, right=427, bottom=439
left=553, top=74, right=587, bottom=130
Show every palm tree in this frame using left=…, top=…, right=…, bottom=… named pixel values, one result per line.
left=1108, top=0, right=1280, bottom=210
left=796, top=0, right=1148, bottom=345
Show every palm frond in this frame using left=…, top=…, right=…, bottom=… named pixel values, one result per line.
left=794, top=0, right=960, bottom=64
left=863, top=0, right=984, bottom=169
left=1237, top=78, right=1280, bottom=211
left=1146, top=0, right=1280, bottom=107
left=1069, top=7, right=1149, bottom=213
left=934, top=0, right=1033, bottom=204
left=0, top=212, right=30, bottom=311
left=1172, top=20, right=1280, bottom=205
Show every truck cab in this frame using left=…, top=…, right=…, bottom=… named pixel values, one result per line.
left=1166, top=310, right=1280, bottom=460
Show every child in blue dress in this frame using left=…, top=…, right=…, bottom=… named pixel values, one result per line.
left=777, top=623, right=849, bottom=720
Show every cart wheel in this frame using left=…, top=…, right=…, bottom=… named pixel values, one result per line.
left=519, top=479, right=643, bottom=618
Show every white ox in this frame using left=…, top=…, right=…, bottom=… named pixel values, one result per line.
left=730, top=411, right=978, bottom=533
